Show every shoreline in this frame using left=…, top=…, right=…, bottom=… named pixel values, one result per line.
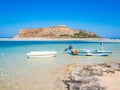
left=64, top=63, right=120, bottom=90
left=1, top=63, right=120, bottom=90
left=0, top=38, right=120, bottom=42
left=0, top=38, right=120, bottom=90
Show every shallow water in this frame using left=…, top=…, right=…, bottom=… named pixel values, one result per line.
left=0, top=40, right=120, bottom=89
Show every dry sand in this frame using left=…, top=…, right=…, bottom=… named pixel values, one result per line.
left=100, top=71, right=120, bottom=90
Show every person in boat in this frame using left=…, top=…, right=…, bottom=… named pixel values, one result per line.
left=64, top=45, right=73, bottom=52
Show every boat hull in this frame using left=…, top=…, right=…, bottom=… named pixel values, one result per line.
left=71, top=50, right=110, bottom=56
left=27, top=51, right=57, bottom=58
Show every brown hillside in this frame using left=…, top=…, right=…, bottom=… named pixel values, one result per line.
left=15, top=25, right=99, bottom=38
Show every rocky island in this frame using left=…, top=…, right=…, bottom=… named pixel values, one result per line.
left=15, top=25, right=99, bottom=39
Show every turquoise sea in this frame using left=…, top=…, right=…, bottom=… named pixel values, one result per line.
left=0, top=40, right=120, bottom=89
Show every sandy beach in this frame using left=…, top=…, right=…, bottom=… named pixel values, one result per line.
left=0, top=38, right=120, bottom=42
left=64, top=63, right=120, bottom=90
left=0, top=65, right=68, bottom=90
left=100, top=71, right=120, bottom=90
left=0, top=0, right=120, bottom=89
left=1, top=62, right=120, bottom=90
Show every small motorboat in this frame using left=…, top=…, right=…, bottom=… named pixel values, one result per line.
left=64, top=44, right=112, bottom=56
left=27, top=51, right=57, bottom=58
left=71, top=50, right=109, bottom=56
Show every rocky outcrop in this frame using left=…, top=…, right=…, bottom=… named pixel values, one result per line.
left=64, top=63, right=118, bottom=90
left=15, top=25, right=99, bottom=38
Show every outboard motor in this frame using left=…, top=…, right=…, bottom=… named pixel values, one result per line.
left=64, top=45, right=73, bottom=52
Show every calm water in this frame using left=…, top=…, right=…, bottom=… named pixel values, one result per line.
left=0, top=40, right=120, bottom=89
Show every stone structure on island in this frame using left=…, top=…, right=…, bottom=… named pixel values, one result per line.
left=15, top=25, right=99, bottom=38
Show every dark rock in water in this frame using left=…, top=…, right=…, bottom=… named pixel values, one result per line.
left=97, top=63, right=111, bottom=68
left=86, top=66, right=103, bottom=76
left=64, top=80, right=105, bottom=90
left=64, top=64, right=106, bottom=90
left=88, top=64, right=115, bottom=74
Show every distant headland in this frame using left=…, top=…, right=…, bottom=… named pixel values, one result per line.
left=14, top=25, right=100, bottom=39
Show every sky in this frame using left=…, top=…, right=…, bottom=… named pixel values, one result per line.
left=0, top=0, right=120, bottom=38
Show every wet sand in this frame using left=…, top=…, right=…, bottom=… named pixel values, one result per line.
left=1, top=63, right=120, bottom=90
left=0, top=65, right=68, bottom=90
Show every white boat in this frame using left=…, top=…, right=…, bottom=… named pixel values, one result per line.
left=27, top=51, right=57, bottom=58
